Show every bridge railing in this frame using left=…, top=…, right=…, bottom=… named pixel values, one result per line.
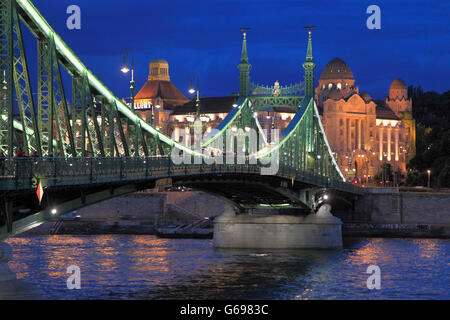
left=0, top=157, right=363, bottom=194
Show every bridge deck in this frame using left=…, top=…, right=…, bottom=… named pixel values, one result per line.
left=0, top=157, right=363, bottom=195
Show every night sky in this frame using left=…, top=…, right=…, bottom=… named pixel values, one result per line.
left=24, top=0, right=450, bottom=101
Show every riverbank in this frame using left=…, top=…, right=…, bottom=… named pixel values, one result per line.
left=22, top=219, right=159, bottom=236
left=16, top=189, right=450, bottom=239
left=343, top=223, right=450, bottom=239
left=20, top=218, right=450, bottom=240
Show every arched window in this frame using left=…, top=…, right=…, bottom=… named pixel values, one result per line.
left=337, top=83, right=342, bottom=90
left=328, top=83, right=333, bottom=90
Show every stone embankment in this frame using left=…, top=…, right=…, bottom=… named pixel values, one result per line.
left=20, top=188, right=450, bottom=239
left=339, top=188, right=450, bottom=238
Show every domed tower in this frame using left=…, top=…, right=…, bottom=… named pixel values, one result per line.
left=148, top=59, right=170, bottom=81
left=385, top=78, right=416, bottom=159
left=134, top=58, right=189, bottom=134
left=315, top=57, right=358, bottom=109
left=319, top=58, right=356, bottom=90
left=389, top=78, right=407, bottom=100
left=386, top=78, right=411, bottom=117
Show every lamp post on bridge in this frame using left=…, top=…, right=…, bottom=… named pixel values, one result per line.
left=121, top=49, right=139, bottom=156
left=121, top=50, right=135, bottom=110
left=189, top=77, right=201, bottom=121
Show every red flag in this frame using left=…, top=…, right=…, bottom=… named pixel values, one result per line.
left=36, top=181, right=44, bottom=205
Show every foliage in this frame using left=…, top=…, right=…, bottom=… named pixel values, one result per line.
left=406, top=89, right=450, bottom=187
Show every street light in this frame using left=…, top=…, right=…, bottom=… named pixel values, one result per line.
left=189, top=83, right=196, bottom=95
left=121, top=64, right=130, bottom=74
left=189, top=77, right=200, bottom=120
left=427, top=169, right=431, bottom=188
left=121, top=49, right=135, bottom=110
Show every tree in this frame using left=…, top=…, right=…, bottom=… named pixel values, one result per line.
left=438, top=162, right=450, bottom=188
left=406, top=90, right=450, bottom=187
left=374, top=163, right=393, bottom=186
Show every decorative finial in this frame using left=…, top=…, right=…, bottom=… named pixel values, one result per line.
left=240, top=27, right=251, bottom=38
left=304, top=25, right=316, bottom=35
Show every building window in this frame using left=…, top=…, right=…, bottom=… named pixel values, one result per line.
left=337, top=83, right=342, bottom=90
left=328, top=83, right=333, bottom=90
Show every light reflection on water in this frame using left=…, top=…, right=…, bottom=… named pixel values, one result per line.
left=5, top=235, right=450, bottom=300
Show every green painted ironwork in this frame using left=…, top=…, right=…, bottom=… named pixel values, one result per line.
left=250, top=82, right=304, bottom=96
left=11, top=0, right=198, bottom=158
left=303, top=28, right=316, bottom=98
left=0, top=156, right=362, bottom=195
left=0, top=0, right=14, bottom=156
left=238, top=29, right=251, bottom=98
left=249, top=96, right=304, bottom=111
left=0, top=1, right=363, bottom=240
left=11, top=1, right=40, bottom=155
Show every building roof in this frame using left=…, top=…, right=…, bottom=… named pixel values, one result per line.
left=150, top=58, right=168, bottom=64
left=320, top=57, right=354, bottom=80
left=390, top=78, right=407, bottom=90
left=171, top=96, right=239, bottom=116
left=374, top=100, right=401, bottom=120
left=360, top=91, right=372, bottom=103
left=135, top=80, right=188, bottom=104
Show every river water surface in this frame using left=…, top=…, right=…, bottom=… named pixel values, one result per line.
left=5, top=235, right=450, bottom=300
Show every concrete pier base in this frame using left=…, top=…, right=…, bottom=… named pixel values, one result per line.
left=213, top=206, right=343, bottom=249
left=0, top=242, right=43, bottom=300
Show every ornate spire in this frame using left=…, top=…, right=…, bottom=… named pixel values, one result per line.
left=305, top=27, right=314, bottom=61
left=238, top=28, right=252, bottom=97
left=303, top=26, right=316, bottom=97
left=240, top=28, right=249, bottom=63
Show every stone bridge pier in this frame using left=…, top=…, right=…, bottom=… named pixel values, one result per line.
left=213, top=205, right=343, bottom=249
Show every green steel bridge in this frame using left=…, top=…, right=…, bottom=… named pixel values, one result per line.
left=0, top=0, right=362, bottom=239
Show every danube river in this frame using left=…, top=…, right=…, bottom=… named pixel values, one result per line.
left=5, top=235, right=450, bottom=299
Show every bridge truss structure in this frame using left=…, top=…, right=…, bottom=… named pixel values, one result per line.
left=0, top=0, right=362, bottom=239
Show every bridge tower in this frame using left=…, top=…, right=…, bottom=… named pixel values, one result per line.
left=238, top=28, right=251, bottom=97
left=303, top=27, right=316, bottom=97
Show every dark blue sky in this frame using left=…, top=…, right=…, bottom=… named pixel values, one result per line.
left=28, top=0, right=449, bottom=100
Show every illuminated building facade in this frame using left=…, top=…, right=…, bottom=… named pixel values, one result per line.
left=131, top=57, right=416, bottom=183
left=316, top=58, right=416, bottom=182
